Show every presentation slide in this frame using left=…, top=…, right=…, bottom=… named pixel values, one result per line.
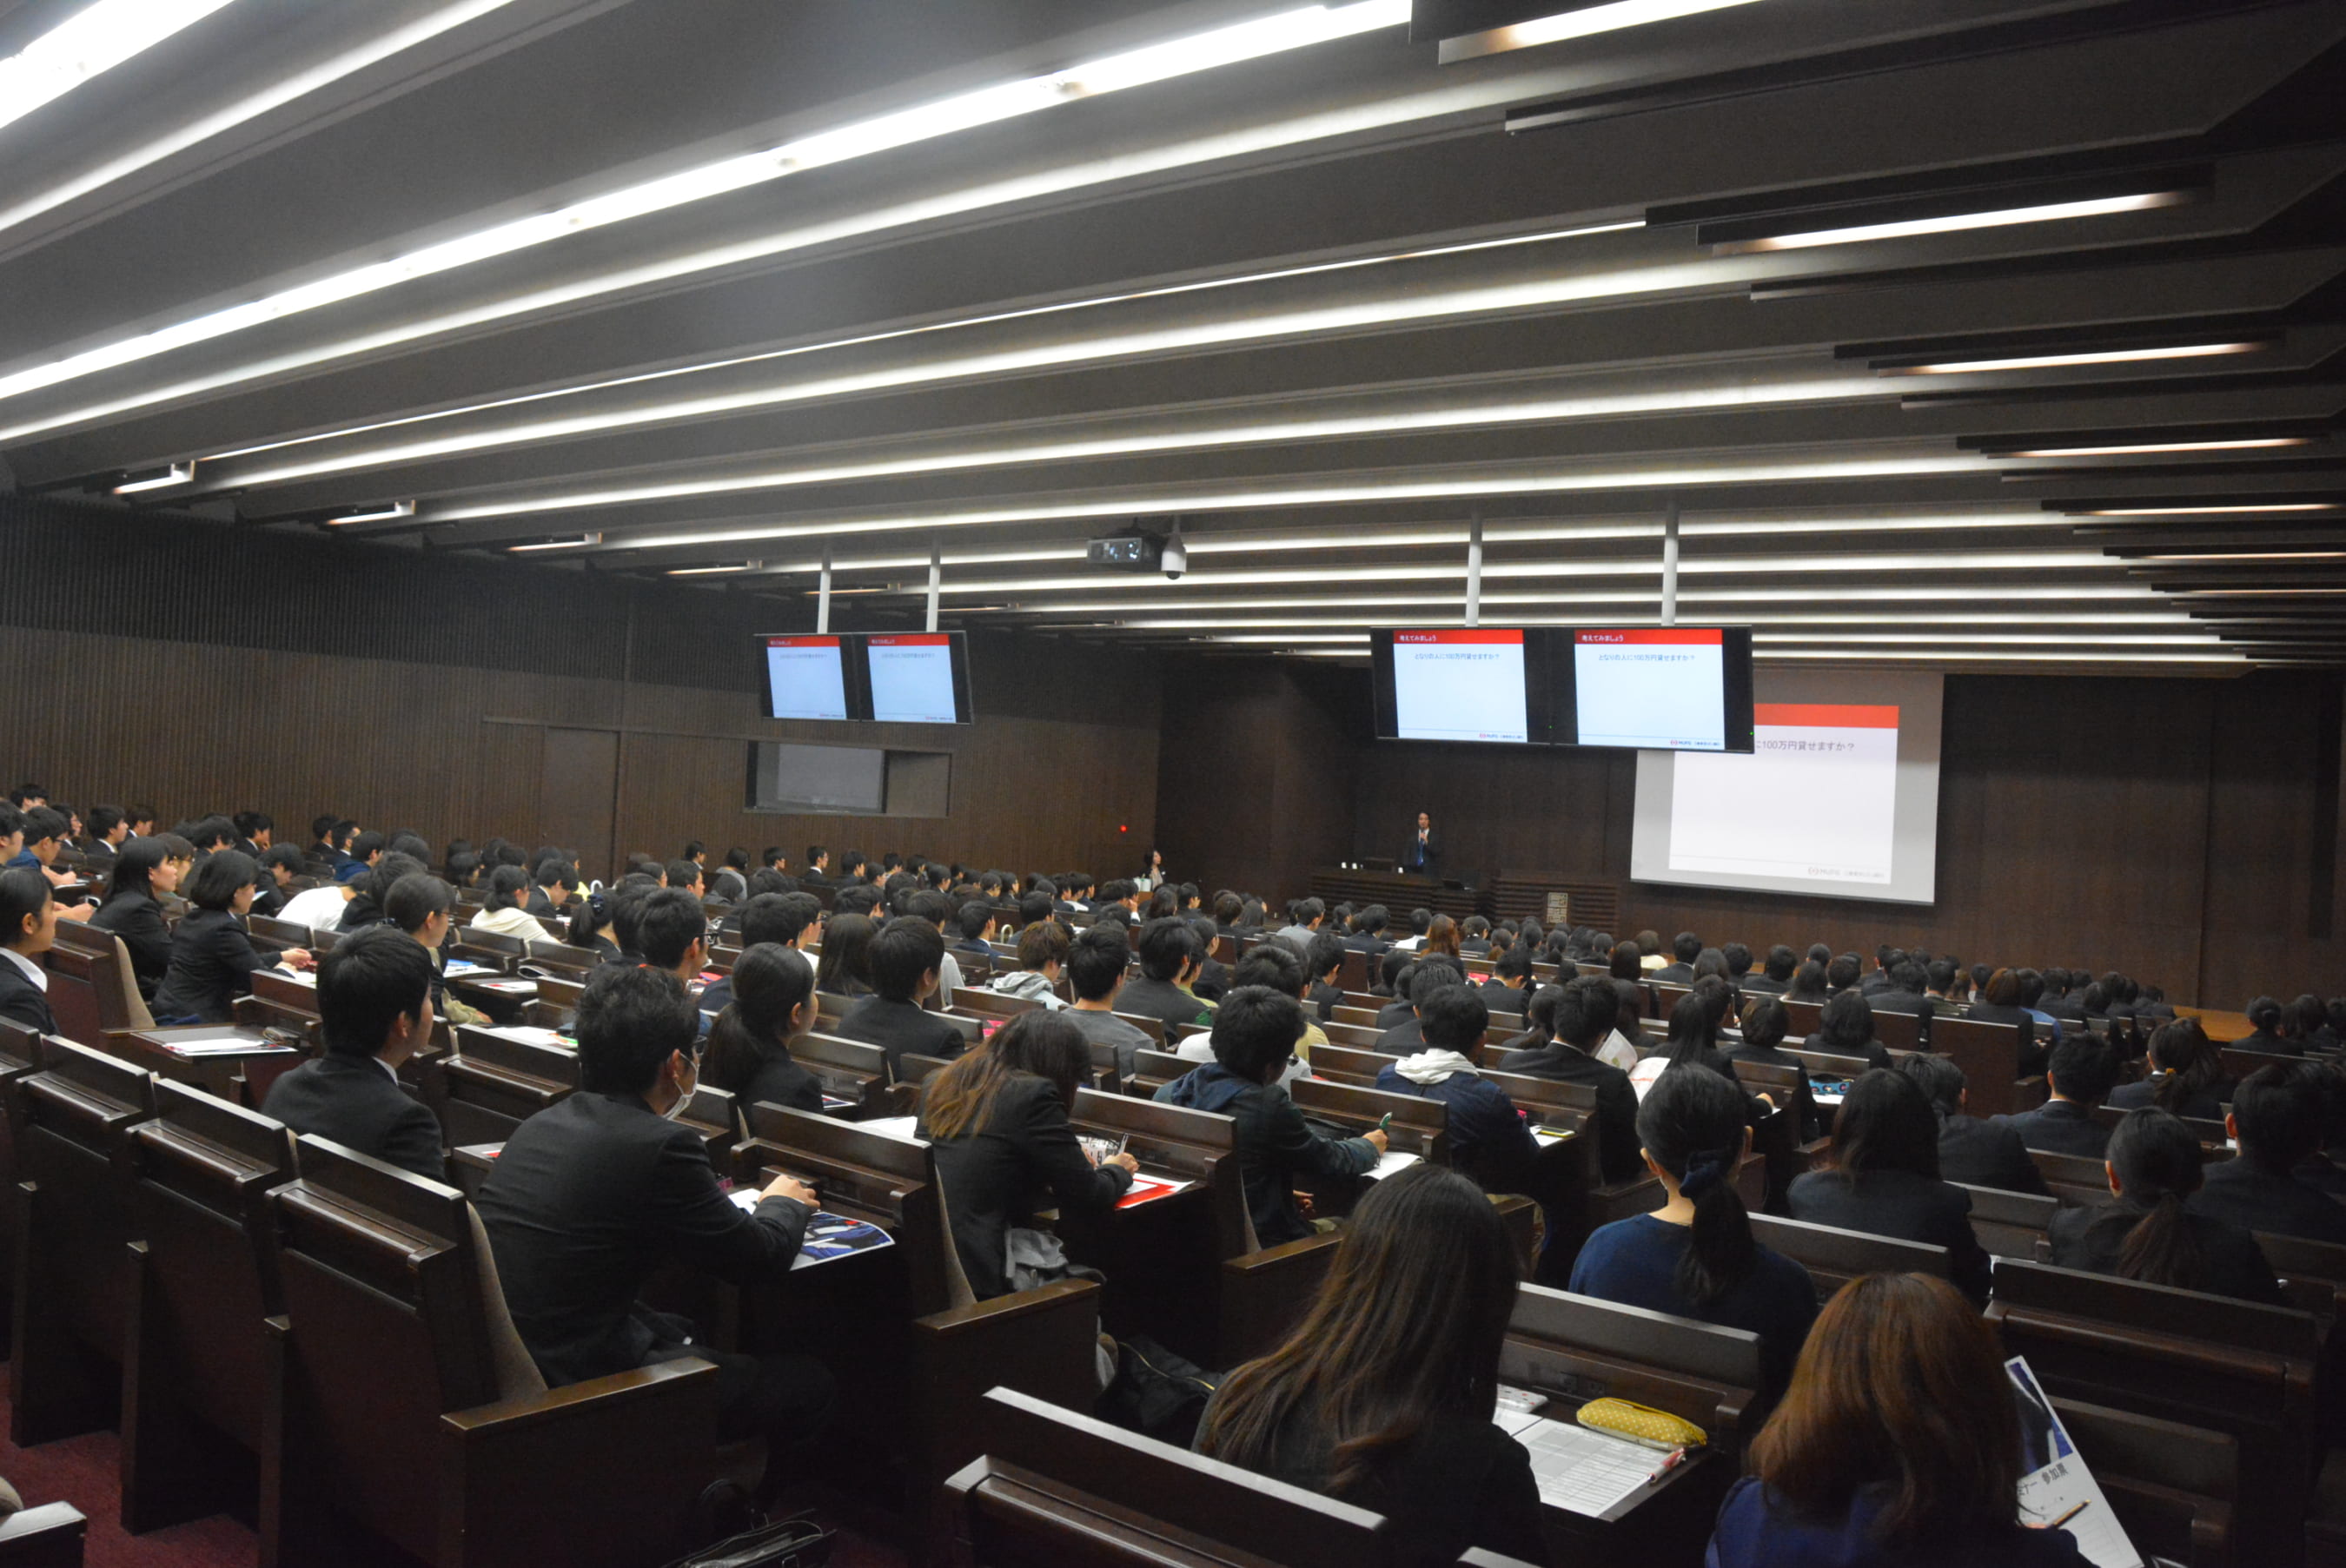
left=865, top=633, right=961, bottom=724
left=1574, top=628, right=1726, bottom=751
left=1630, top=670, right=1944, bottom=903
left=1388, top=629, right=1530, bottom=743
left=764, top=635, right=850, bottom=721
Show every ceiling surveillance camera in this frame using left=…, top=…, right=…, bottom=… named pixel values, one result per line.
left=1161, top=523, right=1187, bottom=580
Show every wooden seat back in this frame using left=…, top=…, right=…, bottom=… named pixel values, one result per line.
left=2054, top=1397, right=2238, bottom=1568
left=1288, top=1076, right=1445, bottom=1165
left=1747, top=1213, right=1949, bottom=1299
left=792, top=1031, right=892, bottom=1115
left=1955, top=1181, right=2061, bottom=1260
left=2031, top=1148, right=2115, bottom=1207
left=1931, top=1017, right=2030, bottom=1116
left=1130, top=1046, right=1190, bottom=1100
left=1502, top=1282, right=1768, bottom=1461
left=441, top=1026, right=577, bottom=1146
left=736, top=1102, right=958, bottom=1311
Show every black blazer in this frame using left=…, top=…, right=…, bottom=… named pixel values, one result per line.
left=90, top=890, right=171, bottom=995
left=1650, top=963, right=1696, bottom=985
left=152, top=908, right=275, bottom=1023
left=1937, top=1112, right=2048, bottom=1195
left=2190, top=1157, right=2346, bottom=1246
left=1720, top=1042, right=1822, bottom=1140
left=477, top=1091, right=812, bottom=1386
left=921, top=1075, right=1130, bottom=1298
left=0, top=956, right=57, bottom=1035
left=832, top=996, right=969, bottom=1079
left=2048, top=1200, right=2282, bottom=1306
left=1402, top=827, right=1441, bottom=873
left=1787, top=1167, right=1993, bottom=1304
left=1993, top=1098, right=2111, bottom=1158
left=1496, top=1042, right=1643, bottom=1183
left=1305, top=979, right=1344, bottom=1023
left=712, top=1043, right=824, bottom=1117
left=2106, top=1075, right=2234, bottom=1123
left=262, top=1053, right=444, bottom=1180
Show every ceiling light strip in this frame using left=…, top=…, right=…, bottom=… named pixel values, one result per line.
left=1727, top=191, right=2186, bottom=254
left=0, top=0, right=239, bottom=137
left=1882, top=342, right=2263, bottom=376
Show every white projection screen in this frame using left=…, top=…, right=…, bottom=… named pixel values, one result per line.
left=1631, top=670, right=1944, bottom=903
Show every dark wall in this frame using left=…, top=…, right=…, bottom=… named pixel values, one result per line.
left=1156, top=658, right=2346, bottom=1010
left=0, top=494, right=1160, bottom=880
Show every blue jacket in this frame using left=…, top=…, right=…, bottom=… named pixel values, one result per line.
left=1372, top=1062, right=1537, bottom=1194
left=1156, top=1062, right=1375, bottom=1246
left=1708, top=1477, right=2092, bottom=1568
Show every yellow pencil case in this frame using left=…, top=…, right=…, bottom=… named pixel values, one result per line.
left=1575, top=1399, right=1706, bottom=1451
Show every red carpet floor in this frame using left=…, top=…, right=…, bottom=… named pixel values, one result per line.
left=0, top=1385, right=909, bottom=1568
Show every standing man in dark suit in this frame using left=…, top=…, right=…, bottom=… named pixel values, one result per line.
left=262, top=924, right=445, bottom=1180
left=478, top=964, right=832, bottom=1479
left=0, top=867, right=60, bottom=1035
left=1402, top=811, right=1441, bottom=876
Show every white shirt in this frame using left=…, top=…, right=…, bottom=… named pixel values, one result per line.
left=1, top=945, right=48, bottom=993
left=471, top=903, right=555, bottom=943
left=279, top=885, right=352, bottom=933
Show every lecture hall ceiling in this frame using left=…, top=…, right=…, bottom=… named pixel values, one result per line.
left=1, top=0, right=2342, bottom=670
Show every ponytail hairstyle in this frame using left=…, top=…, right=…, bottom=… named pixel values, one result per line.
left=2245, top=995, right=2283, bottom=1035
left=567, top=890, right=613, bottom=947
left=2110, top=1108, right=2208, bottom=1291
left=703, top=943, right=817, bottom=1096
left=1635, top=1067, right=1757, bottom=1307
left=2144, top=1018, right=2220, bottom=1115
left=484, top=864, right=529, bottom=913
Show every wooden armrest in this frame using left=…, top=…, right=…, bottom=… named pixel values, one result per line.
left=1223, top=1231, right=1342, bottom=1275
left=440, top=1355, right=719, bottom=1438
left=914, top=1277, right=1100, bottom=1337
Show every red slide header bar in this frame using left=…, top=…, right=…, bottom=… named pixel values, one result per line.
left=1576, top=628, right=1723, bottom=645
left=1391, top=628, right=1522, bottom=645
left=768, top=635, right=839, bottom=649
left=1756, top=703, right=1900, bottom=730
left=867, top=634, right=950, bottom=646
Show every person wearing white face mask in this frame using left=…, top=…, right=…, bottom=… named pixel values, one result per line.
left=476, top=965, right=833, bottom=1494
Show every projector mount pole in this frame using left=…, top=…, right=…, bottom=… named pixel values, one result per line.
left=1660, top=498, right=1680, bottom=626
left=1464, top=509, right=1483, bottom=628
left=816, top=544, right=832, bottom=633
left=925, top=537, right=943, bottom=633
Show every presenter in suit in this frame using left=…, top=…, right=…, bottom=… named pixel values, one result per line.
left=262, top=925, right=446, bottom=1180
left=478, top=963, right=833, bottom=1483
left=1402, top=810, right=1442, bottom=877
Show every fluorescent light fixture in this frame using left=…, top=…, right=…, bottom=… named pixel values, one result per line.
left=1998, top=437, right=2309, bottom=458
left=324, top=500, right=414, bottom=525
left=1113, top=611, right=2193, bottom=629
left=0, top=0, right=238, bottom=136
left=0, top=2, right=1408, bottom=415
left=1206, top=632, right=1371, bottom=643
left=1759, top=650, right=2246, bottom=664
left=1723, top=192, right=2186, bottom=254
left=960, top=584, right=2163, bottom=613
left=2132, top=552, right=2346, bottom=563
left=666, top=560, right=765, bottom=575
left=507, top=533, right=602, bottom=552
left=110, top=462, right=192, bottom=494
left=0, top=2, right=519, bottom=241
left=2077, top=502, right=2341, bottom=517
left=1754, top=632, right=2220, bottom=645
left=1449, top=0, right=1768, bottom=59
left=1884, top=342, right=2264, bottom=376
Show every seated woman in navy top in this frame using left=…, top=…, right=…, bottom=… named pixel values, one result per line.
left=1788, top=1069, right=1994, bottom=1306
left=2047, top=1107, right=2281, bottom=1305
left=1709, top=1272, right=2094, bottom=1568
left=1569, top=1068, right=1818, bottom=1398
left=1196, top=1163, right=1550, bottom=1567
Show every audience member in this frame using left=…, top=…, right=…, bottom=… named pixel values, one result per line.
left=2106, top=1017, right=2231, bottom=1121
left=262, top=925, right=444, bottom=1178
left=0, top=869, right=60, bottom=1034
left=986, top=916, right=1069, bottom=1008
left=1995, top=1037, right=2118, bottom=1156
left=1375, top=983, right=1535, bottom=1194
left=1500, top=976, right=1641, bottom=1183
left=1788, top=1069, right=1992, bottom=1304
left=153, top=850, right=312, bottom=1022
left=470, top=864, right=554, bottom=942
left=2049, top=1108, right=2281, bottom=1303
left=1806, top=989, right=1892, bottom=1072
left=701, top=943, right=824, bottom=1115
left=2190, top=1062, right=2346, bottom=1244
left=1064, top=923, right=1154, bottom=1077
left=1898, top=1053, right=2046, bottom=1195
left=1117, top=917, right=1216, bottom=1035
left=88, top=836, right=175, bottom=996
left=833, top=916, right=965, bottom=1076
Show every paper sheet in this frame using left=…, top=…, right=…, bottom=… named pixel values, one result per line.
left=857, top=1115, right=923, bottom=1141
left=480, top=1024, right=571, bottom=1049
left=1361, top=1149, right=1422, bottom=1181
left=2008, top=1357, right=2143, bottom=1568
left=1500, top=1416, right=1665, bottom=1518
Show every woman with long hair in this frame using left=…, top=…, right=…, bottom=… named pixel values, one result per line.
left=1135, top=848, right=1166, bottom=892
left=468, top=864, right=553, bottom=942
left=701, top=943, right=824, bottom=1115
left=89, top=836, right=176, bottom=996
left=918, top=1010, right=1136, bottom=1298
left=566, top=891, right=620, bottom=960
left=1629, top=990, right=1743, bottom=1100
left=2047, top=1108, right=2280, bottom=1303
left=1709, top=1273, right=2094, bottom=1567
left=1607, top=940, right=1643, bottom=982
left=812, top=911, right=877, bottom=998
left=1569, top=1068, right=1816, bottom=1396
left=1807, top=989, right=1892, bottom=1071
left=1788, top=1069, right=1992, bottom=1304
left=2106, top=1017, right=2231, bottom=1121
left=1420, top=913, right=1461, bottom=962
left=1195, top=1163, right=1547, bottom=1566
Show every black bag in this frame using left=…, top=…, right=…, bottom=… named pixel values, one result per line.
left=661, top=1510, right=831, bottom=1568
left=1097, top=1333, right=1221, bottom=1447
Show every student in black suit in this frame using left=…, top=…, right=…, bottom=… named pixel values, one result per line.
left=1788, top=1069, right=1993, bottom=1305
left=1993, top=1036, right=2119, bottom=1158
left=833, top=915, right=967, bottom=1077
left=1116, top=917, right=1216, bottom=1037
left=249, top=844, right=307, bottom=922
left=1501, top=974, right=1643, bottom=1184
left=1651, top=931, right=1700, bottom=986
left=700, top=943, right=825, bottom=1116
left=261, top=925, right=445, bottom=1180
left=0, top=868, right=60, bottom=1035
left=1806, top=989, right=1893, bottom=1073
left=1866, top=959, right=1935, bottom=1021
left=700, top=891, right=821, bottom=1020
left=478, top=965, right=830, bottom=1480
left=82, top=804, right=128, bottom=866
left=1401, top=810, right=1441, bottom=876
left=2047, top=1108, right=2281, bottom=1304
left=88, top=837, right=176, bottom=998
left=1478, top=945, right=1534, bottom=1017
left=918, top=1009, right=1137, bottom=1299
left=2107, top=1017, right=2233, bottom=1121
left=1303, top=930, right=1347, bottom=1023
left=2231, top=995, right=2299, bottom=1057
left=799, top=845, right=832, bottom=887
left=152, top=851, right=314, bottom=1023
left=2191, top=1061, right=2346, bottom=1245
left=1898, top=1053, right=2048, bottom=1195
left=1196, top=1165, right=1547, bottom=1568
left=1723, top=996, right=1823, bottom=1141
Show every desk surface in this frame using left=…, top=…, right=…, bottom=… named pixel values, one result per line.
left=2178, top=1006, right=2251, bottom=1042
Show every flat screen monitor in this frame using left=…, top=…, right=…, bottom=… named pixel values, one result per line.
left=1566, top=626, right=1754, bottom=752
left=860, top=632, right=975, bottom=724
left=1370, top=627, right=1555, bottom=744
left=760, top=634, right=854, bottom=722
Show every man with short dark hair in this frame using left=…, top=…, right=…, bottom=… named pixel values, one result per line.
left=1993, top=1037, right=2118, bottom=1156
left=800, top=845, right=832, bottom=886
left=1378, top=958, right=1466, bottom=1053
left=1500, top=975, right=1640, bottom=1184
left=346, top=829, right=386, bottom=870
left=1376, top=983, right=1536, bottom=1194
left=1650, top=932, right=1700, bottom=985
left=1303, top=930, right=1346, bottom=1022
left=2191, top=1062, right=2346, bottom=1244
left=1064, top=925, right=1153, bottom=1079
left=262, top=925, right=445, bottom=1179
left=954, top=901, right=997, bottom=956
left=252, top=843, right=308, bottom=920
left=1899, top=1054, right=2046, bottom=1195
left=1341, top=905, right=1389, bottom=956
left=1869, top=960, right=1935, bottom=1019
left=1862, top=944, right=1900, bottom=996
left=1117, top=917, right=1215, bottom=1036
left=1743, top=945, right=1798, bottom=997
left=1481, top=945, right=1534, bottom=1015
left=909, top=889, right=965, bottom=999
left=1155, top=986, right=1383, bottom=1245
left=1272, top=897, right=1325, bottom=955
left=83, top=804, right=128, bottom=865
left=833, top=916, right=965, bottom=1076
left=478, top=966, right=830, bottom=1472
left=635, top=888, right=709, bottom=983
